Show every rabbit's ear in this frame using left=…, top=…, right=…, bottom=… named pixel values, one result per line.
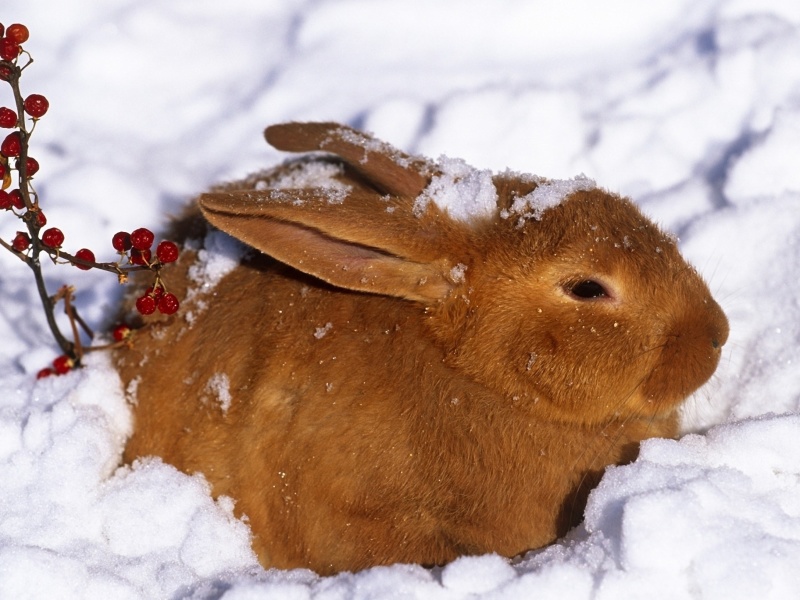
left=198, top=189, right=455, bottom=303
left=265, top=122, right=432, bottom=198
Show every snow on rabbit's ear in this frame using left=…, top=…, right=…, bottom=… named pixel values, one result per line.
left=198, top=189, right=455, bottom=303
left=265, top=121, right=434, bottom=198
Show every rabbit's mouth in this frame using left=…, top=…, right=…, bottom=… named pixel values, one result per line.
left=638, top=300, right=729, bottom=409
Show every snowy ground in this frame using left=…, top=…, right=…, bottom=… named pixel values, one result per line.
left=1, top=1, right=799, bottom=598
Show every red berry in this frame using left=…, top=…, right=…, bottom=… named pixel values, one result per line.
left=112, top=231, right=132, bottom=252
left=136, top=295, right=157, bottom=315
left=112, top=323, right=132, bottom=342
left=52, top=355, right=74, bottom=375
left=36, top=367, right=55, bottom=379
left=0, top=23, right=4, bottom=38
left=6, top=24, right=29, bottom=44
left=0, top=107, right=16, bottom=128
left=42, top=227, right=64, bottom=248
left=12, top=231, right=30, bottom=251
left=9, top=189, right=24, bottom=210
left=130, top=227, right=154, bottom=251
left=157, top=292, right=180, bottom=315
left=0, top=190, right=10, bottom=210
left=24, top=94, right=49, bottom=119
left=129, top=248, right=151, bottom=265
left=35, top=209, right=46, bottom=226
left=156, top=240, right=179, bottom=263
left=145, top=285, right=164, bottom=301
left=0, top=65, right=11, bottom=81
left=74, top=248, right=95, bottom=270
left=25, top=156, right=39, bottom=176
left=0, top=38, right=20, bottom=62
left=1, top=131, right=21, bottom=157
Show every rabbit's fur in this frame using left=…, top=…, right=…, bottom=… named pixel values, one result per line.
left=117, top=122, right=729, bottom=575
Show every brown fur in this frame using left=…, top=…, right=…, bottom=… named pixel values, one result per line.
left=116, top=122, right=729, bottom=575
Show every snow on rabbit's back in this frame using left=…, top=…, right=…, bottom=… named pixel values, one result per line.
left=115, top=122, right=728, bottom=575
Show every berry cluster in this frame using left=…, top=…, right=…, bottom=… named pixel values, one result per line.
left=111, top=227, right=181, bottom=315
left=37, top=354, right=74, bottom=379
left=0, top=23, right=28, bottom=70
left=1, top=21, right=182, bottom=378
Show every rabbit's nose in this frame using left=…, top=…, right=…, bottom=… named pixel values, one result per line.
left=707, top=299, right=729, bottom=350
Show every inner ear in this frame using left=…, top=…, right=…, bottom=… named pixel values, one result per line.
left=201, top=208, right=454, bottom=304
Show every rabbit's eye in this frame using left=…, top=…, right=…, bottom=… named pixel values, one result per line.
left=568, top=280, right=609, bottom=300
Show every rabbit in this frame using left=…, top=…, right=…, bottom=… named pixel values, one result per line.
left=116, top=121, right=729, bottom=575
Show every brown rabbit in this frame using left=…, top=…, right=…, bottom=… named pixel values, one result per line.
left=116, top=122, right=728, bottom=575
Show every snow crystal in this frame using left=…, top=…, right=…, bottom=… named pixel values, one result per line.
left=501, top=174, right=596, bottom=224
left=179, top=230, right=249, bottom=326
left=204, top=373, right=233, bottom=414
left=238, top=161, right=354, bottom=208
left=414, top=156, right=498, bottom=222
left=323, top=127, right=422, bottom=170
left=124, top=376, right=140, bottom=406
left=264, top=159, right=352, bottom=204
left=321, top=187, right=349, bottom=204
left=269, top=160, right=346, bottom=190
left=449, top=263, right=468, bottom=283
left=314, top=322, right=333, bottom=339
left=186, top=229, right=247, bottom=306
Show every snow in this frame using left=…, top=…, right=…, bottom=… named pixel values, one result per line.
left=500, top=173, right=598, bottom=224
left=187, top=230, right=247, bottom=293
left=324, top=127, right=420, bottom=171
left=255, top=160, right=353, bottom=204
left=0, top=353, right=257, bottom=598
left=313, top=322, right=333, bottom=340
left=1, top=1, right=800, bottom=598
left=204, top=373, right=233, bottom=414
left=449, top=263, right=468, bottom=284
left=413, top=156, right=497, bottom=221
left=185, top=230, right=247, bottom=325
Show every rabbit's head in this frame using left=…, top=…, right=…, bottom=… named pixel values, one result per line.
left=440, top=182, right=728, bottom=427
left=199, top=122, right=728, bottom=430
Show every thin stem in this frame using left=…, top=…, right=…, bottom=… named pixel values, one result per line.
left=57, top=284, right=95, bottom=340
left=45, top=247, right=152, bottom=276
left=60, top=287, right=84, bottom=361
left=32, top=254, right=74, bottom=356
